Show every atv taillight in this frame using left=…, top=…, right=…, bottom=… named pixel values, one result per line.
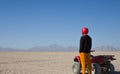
left=107, top=56, right=116, bottom=60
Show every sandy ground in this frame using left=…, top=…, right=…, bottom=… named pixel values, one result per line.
left=0, top=51, right=120, bottom=74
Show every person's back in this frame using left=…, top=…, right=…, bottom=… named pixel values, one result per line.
left=79, top=35, right=92, bottom=53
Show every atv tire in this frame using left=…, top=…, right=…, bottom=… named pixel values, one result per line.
left=109, top=63, right=115, bottom=74
left=72, top=62, right=81, bottom=74
left=92, top=63, right=101, bottom=74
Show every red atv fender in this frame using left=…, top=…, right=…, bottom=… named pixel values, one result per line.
left=74, top=56, right=95, bottom=63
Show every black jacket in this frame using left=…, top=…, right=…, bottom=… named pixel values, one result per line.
left=79, top=35, right=92, bottom=53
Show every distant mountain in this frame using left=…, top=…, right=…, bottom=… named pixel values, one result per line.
left=29, top=44, right=65, bottom=51
left=29, top=44, right=78, bottom=51
left=92, top=46, right=119, bottom=51
left=66, top=46, right=78, bottom=51
left=0, top=47, right=16, bottom=51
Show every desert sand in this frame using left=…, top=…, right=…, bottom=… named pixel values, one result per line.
left=0, top=51, right=120, bottom=74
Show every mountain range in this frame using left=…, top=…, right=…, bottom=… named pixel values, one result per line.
left=92, top=46, right=119, bottom=51
left=28, top=44, right=78, bottom=51
left=0, top=44, right=120, bottom=51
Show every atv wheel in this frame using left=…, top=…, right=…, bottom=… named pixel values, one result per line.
left=109, top=63, right=115, bottom=74
left=92, top=63, right=101, bottom=74
left=72, top=62, right=81, bottom=74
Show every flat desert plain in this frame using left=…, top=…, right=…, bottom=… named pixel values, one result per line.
left=0, top=51, right=120, bottom=74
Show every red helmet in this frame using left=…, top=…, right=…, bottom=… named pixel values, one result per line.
left=82, top=27, right=89, bottom=35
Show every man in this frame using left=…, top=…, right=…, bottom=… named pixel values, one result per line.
left=79, top=27, right=92, bottom=74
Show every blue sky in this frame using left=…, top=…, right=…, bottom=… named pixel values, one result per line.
left=0, top=0, right=120, bottom=49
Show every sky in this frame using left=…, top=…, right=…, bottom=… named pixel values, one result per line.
left=0, top=0, right=120, bottom=49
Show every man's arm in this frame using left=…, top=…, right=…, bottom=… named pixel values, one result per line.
left=79, top=37, right=84, bottom=53
left=90, top=38, right=92, bottom=50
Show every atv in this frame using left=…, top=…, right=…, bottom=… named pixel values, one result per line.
left=72, top=50, right=116, bottom=74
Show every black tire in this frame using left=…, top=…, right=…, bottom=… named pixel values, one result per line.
left=72, top=62, right=81, bottom=74
left=109, top=63, right=115, bottom=74
left=92, top=63, right=101, bottom=74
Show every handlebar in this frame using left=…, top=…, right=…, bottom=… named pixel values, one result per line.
left=91, top=50, right=95, bottom=52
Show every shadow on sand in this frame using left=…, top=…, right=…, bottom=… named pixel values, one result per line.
left=114, top=71, right=120, bottom=74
